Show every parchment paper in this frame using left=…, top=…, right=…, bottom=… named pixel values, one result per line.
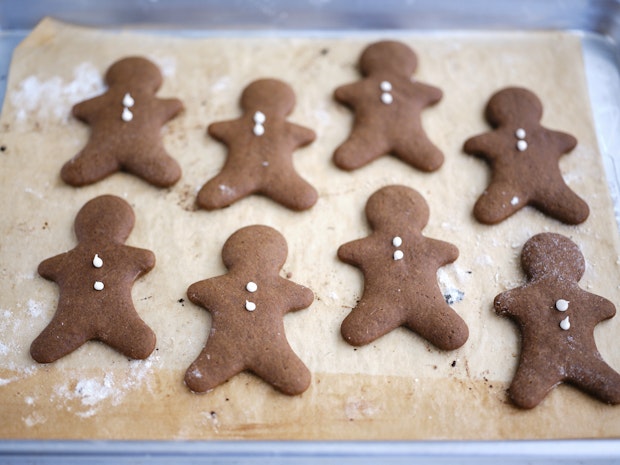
left=0, top=18, right=619, bottom=439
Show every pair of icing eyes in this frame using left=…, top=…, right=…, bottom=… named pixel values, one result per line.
left=515, top=127, right=528, bottom=151
left=121, top=93, right=135, bottom=122
left=555, top=299, right=570, bottom=330
left=380, top=81, right=393, bottom=105
left=245, top=281, right=258, bottom=311
left=92, top=254, right=104, bottom=291
left=391, top=236, right=403, bottom=261
left=253, top=111, right=266, bottom=136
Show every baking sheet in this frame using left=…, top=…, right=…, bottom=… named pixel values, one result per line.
left=1, top=12, right=620, bottom=462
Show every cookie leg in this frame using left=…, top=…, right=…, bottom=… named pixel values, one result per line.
left=98, top=314, right=156, bottom=360
left=341, top=297, right=404, bottom=346
left=569, top=356, right=620, bottom=405
left=30, top=318, right=91, bottom=363
left=394, top=136, right=444, bottom=172
left=250, top=348, right=311, bottom=395
left=473, top=182, right=525, bottom=224
left=196, top=171, right=255, bottom=210
left=534, top=184, right=589, bottom=225
left=333, top=127, right=390, bottom=171
left=122, top=146, right=181, bottom=188
left=262, top=173, right=318, bottom=211
left=508, top=358, right=562, bottom=409
left=406, top=303, right=469, bottom=350
left=184, top=339, right=245, bottom=393
left=61, top=147, right=120, bottom=186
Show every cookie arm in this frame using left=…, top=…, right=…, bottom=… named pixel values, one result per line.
left=187, top=279, right=220, bottom=310
left=156, top=97, right=184, bottom=123
left=414, top=82, right=443, bottom=106
left=591, top=294, right=616, bottom=322
left=333, top=82, right=362, bottom=107
left=337, top=238, right=367, bottom=267
left=289, top=122, right=316, bottom=147
left=463, top=133, right=495, bottom=161
left=207, top=120, right=236, bottom=144
left=72, top=96, right=104, bottom=123
left=281, top=280, right=314, bottom=314
left=552, top=130, right=578, bottom=156
left=427, top=237, right=459, bottom=266
left=37, top=253, right=67, bottom=281
left=128, top=247, right=156, bottom=274
left=494, top=289, right=525, bottom=322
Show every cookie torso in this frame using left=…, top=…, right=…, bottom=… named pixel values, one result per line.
left=494, top=232, right=620, bottom=408
left=184, top=225, right=314, bottom=395
left=198, top=79, right=317, bottom=211
left=31, top=195, right=157, bottom=363
left=62, top=57, right=183, bottom=187
left=464, top=87, right=588, bottom=224
left=338, top=185, right=468, bottom=350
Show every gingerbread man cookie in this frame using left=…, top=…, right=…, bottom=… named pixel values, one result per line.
left=495, top=232, right=620, bottom=409
left=333, top=40, right=444, bottom=172
left=337, top=185, right=468, bottom=349
left=31, top=195, right=156, bottom=363
left=185, top=225, right=313, bottom=395
left=463, top=87, right=589, bottom=225
left=197, top=78, right=317, bottom=211
left=61, top=56, right=183, bottom=187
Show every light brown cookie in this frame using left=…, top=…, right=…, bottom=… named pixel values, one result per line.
left=31, top=195, right=156, bottom=363
left=337, top=185, right=468, bottom=349
left=185, top=225, right=313, bottom=395
left=333, top=40, right=444, bottom=172
left=197, top=78, right=317, bottom=211
left=463, top=87, right=589, bottom=224
left=494, top=232, right=620, bottom=409
left=61, top=56, right=183, bottom=187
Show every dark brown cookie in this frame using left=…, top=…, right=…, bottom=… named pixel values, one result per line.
left=61, top=56, right=183, bottom=187
left=333, top=40, right=444, bottom=172
left=463, top=87, right=589, bottom=225
left=197, top=78, right=317, bottom=211
left=185, top=225, right=313, bottom=395
left=337, top=185, right=468, bottom=350
left=31, top=195, right=156, bottom=363
left=494, top=232, right=620, bottom=409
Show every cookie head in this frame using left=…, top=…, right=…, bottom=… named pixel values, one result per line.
left=222, top=225, right=288, bottom=272
left=240, top=78, right=296, bottom=117
left=521, top=232, right=585, bottom=281
left=359, top=40, right=417, bottom=77
left=366, top=185, right=429, bottom=232
left=105, top=57, right=163, bottom=94
left=485, top=87, right=543, bottom=128
left=74, top=195, right=135, bottom=244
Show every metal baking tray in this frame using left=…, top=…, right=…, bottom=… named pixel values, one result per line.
left=1, top=0, right=620, bottom=463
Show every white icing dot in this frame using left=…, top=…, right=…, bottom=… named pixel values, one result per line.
left=92, top=254, right=103, bottom=268
left=381, top=92, right=393, bottom=105
left=122, top=92, right=135, bottom=108
left=253, top=111, right=266, bottom=124
left=392, top=236, right=403, bottom=247
left=93, top=281, right=104, bottom=291
left=510, top=196, right=519, bottom=206
left=516, top=139, right=528, bottom=151
left=245, top=300, right=256, bottom=312
left=380, top=81, right=392, bottom=92
left=246, top=281, right=258, bottom=293
left=560, top=316, right=571, bottom=331
left=555, top=299, right=569, bottom=312
left=515, top=128, right=526, bottom=139
left=393, top=250, right=404, bottom=261
left=121, top=107, right=133, bottom=122
left=253, top=123, right=265, bottom=136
